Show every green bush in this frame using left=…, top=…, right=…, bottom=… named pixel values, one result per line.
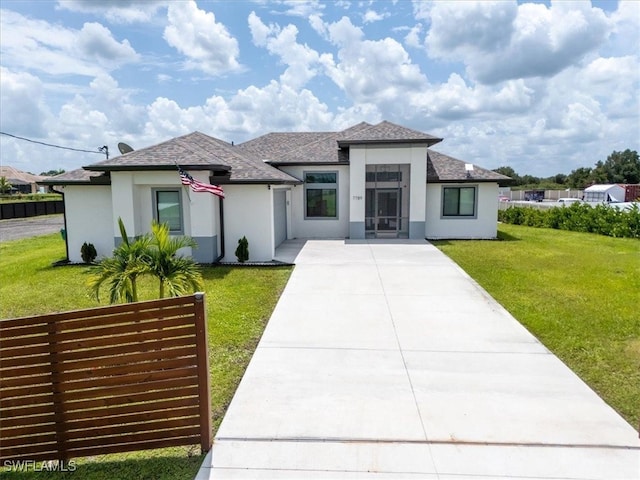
left=80, top=242, right=97, bottom=264
left=498, top=203, right=639, bottom=238
left=235, top=236, right=249, bottom=263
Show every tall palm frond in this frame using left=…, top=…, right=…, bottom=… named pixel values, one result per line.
left=145, top=221, right=203, bottom=298
left=87, top=218, right=150, bottom=303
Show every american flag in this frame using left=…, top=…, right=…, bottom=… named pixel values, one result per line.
left=178, top=167, right=224, bottom=198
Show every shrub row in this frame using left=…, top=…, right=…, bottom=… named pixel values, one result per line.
left=498, top=203, right=640, bottom=238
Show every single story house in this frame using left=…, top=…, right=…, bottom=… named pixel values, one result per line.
left=0, top=166, right=47, bottom=194
left=42, top=121, right=510, bottom=263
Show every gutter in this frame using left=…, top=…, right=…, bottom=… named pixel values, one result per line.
left=214, top=197, right=225, bottom=263
left=51, top=187, right=69, bottom=263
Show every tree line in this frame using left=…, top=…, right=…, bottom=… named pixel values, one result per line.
left=493, top=149, right=640, bottom=189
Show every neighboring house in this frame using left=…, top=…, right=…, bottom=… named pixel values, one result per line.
left=42, top=121, right=510, bottom=263
left=0, top=166, right=46, bottom=194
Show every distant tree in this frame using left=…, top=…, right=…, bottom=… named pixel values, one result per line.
left=492, top=166, right=521, bottom=184
left=593, top=150, right=640, bottom=184
left=520, top=174, right=541, bottom=186
left=0, top=176, right=12, bottom=194
left=40, top=169, right=66, bottom=176
left=553, top=174, right=567, bottom=185
left=567, top=167, right=593, bottom=189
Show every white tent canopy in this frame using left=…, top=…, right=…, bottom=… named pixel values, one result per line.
left=583, top=184, right=625, bottom=203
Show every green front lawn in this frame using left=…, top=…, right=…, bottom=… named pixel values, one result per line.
left=0, top=234, right=292, bottom=479
left=434, top=224, right=640, bottom=428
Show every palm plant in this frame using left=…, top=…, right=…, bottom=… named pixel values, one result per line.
left=144, top=221, right=203, bottom=299
left=88, top=218, right=150, bottom=303
left=0, top=176, right=12, bottom=194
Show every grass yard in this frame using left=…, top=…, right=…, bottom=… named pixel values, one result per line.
left=0, top=234, right=292, bottom=479
left=433, top=224, right=640, bottom=428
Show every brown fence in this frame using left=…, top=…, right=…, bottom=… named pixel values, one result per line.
left=0, top=293, right=212, bottom=463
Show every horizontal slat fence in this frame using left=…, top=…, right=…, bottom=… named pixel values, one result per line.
left=0, top=200, right=64, bottom=219
left=0, top=293, right=212, bottom=463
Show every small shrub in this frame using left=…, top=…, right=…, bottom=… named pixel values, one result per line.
left=235, top=236, right=249, bottom=263
left=80, top=242, right=97, bottom=264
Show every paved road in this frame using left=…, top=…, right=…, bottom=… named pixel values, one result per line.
left=0, top=214, right=65, bottom=242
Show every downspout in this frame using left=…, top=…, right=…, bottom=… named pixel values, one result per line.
left=214, top=197, right=225, bottom=263
left=52, top=187, right=69, bottom=263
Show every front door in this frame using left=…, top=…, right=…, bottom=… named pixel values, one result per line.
left=365, top=188, right=403, bottom=238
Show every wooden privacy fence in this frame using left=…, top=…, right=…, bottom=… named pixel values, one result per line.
left=0, top=293, right=212, bottom=463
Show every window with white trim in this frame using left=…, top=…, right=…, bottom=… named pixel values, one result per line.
left=305, top=171, right=338, bottom=219
left=153, top=189, right=183, bottom=233
left=442, top=186, right=477, bottom=217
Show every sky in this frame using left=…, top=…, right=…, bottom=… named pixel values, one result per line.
left=0, top=0, right=638, bottom=177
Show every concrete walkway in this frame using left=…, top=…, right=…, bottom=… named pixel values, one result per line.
left=197, top=239, right=639, bottom=479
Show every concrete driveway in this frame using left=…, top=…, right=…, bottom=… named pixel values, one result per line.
left=197, top=239, right=639, bottom=479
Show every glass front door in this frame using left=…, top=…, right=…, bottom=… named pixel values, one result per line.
left=376, top=189, right=400, bottom=234
left=364, top=164, right=409, bottom=238
left=365, top=188, right=405, bottom=238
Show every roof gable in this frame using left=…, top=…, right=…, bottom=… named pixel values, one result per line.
left=337, top=121, right=442, bottom=146
left=82, top=131, right=299, bottom=184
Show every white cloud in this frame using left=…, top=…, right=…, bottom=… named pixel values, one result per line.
left=0, top=68, right=51, bottom=137
left=424, top=1, right=611, bottom=84
left=164, top=1, right=241, bottom=76
left=308, top=14, right=327, bottom=38
left=145, top=81, right=334, bottom=141
left=321, top=17, right=428, bottom=106
left=404, top=24, right=422, bottom=49
left=76, top=22, right=138, bottom=64
left=276, top=0, right=325, bottom=18
left=248, top=12, right=322, bottom=90
left=363, top=9, right=389, bottom=24
left=609, top=1, right=640, bottom=55
left=0, top=10, right=139, bottom=76
left=57, top=0, right=168, bottom=24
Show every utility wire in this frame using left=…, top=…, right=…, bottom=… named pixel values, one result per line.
left=0, top=131, right=107, bottom=157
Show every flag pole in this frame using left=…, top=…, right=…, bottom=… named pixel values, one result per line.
left=175, top=161, right=192, bottom=203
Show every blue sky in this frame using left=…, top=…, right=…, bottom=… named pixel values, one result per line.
left=1, top=0, right=638, bottom=177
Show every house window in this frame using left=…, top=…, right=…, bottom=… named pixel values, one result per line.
left=305, top=171, right=337, bottom=218
left=154, top=189, right=183, bottom=233
left=442, top=186, right=477, bottom=217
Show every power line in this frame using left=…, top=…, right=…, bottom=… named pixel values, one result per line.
left=0, top=131, right=108, bottom=158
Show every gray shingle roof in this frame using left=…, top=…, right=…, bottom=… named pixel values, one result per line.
left=39, top=168, right=109, bottom=185
left=42, top=122, right=509, bottom=186
left=0, top=166, right=46, bottom=184
left=82, top=132, right=300, bottom=184
left=427, top=150, right=511, bottom=184
left=337, top=121, right=442, bottom=145
left=238, top=122, right=373, bottom=165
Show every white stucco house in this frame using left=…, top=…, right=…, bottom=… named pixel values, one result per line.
left=43, top=121, right=510, bottom=263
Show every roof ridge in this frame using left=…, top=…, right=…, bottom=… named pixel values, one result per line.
left=274, top=122, right=373, bottom=162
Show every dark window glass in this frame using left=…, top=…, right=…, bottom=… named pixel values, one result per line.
left=156, top=190, right=182, bottom=231
left=443, top=187, right=476, bottom=217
